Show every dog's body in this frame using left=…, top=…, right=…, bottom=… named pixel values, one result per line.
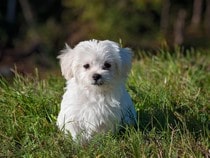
left=56, top=40, right=136, bottom=142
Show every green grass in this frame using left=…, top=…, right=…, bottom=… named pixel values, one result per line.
left=0, top=50, right=209, bottom=157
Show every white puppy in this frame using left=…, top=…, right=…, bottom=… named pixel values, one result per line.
left=56, top=39, right=136, bottom=142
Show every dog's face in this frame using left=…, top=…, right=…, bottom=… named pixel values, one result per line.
left=58, top=40, right=132, bottom=89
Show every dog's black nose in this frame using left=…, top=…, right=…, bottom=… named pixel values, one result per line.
left=92, top=73, right=101, bottom=81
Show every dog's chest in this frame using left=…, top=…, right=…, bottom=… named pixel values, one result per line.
left=64, top=83, right=124, bottom=131
left=77, top=95, right=122, bottom=131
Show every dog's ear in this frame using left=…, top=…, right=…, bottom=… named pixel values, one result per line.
left=57, top=43, right=74, bottom=80
left=119, top=47, right=132, bottom=77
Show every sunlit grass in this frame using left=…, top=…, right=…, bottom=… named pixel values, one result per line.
left=0, top=49, right=209, bottom=157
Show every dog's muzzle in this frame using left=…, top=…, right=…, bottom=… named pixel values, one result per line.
left=92, top=73, right=103, bottom=86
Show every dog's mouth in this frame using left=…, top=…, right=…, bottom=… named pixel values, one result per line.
left=91, top=80, right=104, bottom=86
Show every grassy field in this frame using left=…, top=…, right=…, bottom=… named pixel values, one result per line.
left=0, top=49, right=209, bottom=157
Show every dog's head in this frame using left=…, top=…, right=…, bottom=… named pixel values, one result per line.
left=58, top=40, right=132, bottom=89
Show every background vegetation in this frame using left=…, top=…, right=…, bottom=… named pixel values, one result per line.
left=1, top=0, right=210, bottom=75
left=1, top=0, right=210, bottom=54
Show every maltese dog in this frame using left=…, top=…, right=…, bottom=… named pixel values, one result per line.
left=56, top=39, right=137, bottom=143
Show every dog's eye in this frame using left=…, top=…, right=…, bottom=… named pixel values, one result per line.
left=83, top=64, right=90, bottom=69
left=103, top=62, right=111, bottom=70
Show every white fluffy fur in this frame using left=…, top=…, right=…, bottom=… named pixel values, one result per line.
left=56, top=39, right=137, bottom=142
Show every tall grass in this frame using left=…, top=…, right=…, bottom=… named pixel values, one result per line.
left=0, top=50, right=209, bottom=157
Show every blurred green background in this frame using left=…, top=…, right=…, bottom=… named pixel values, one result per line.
left=0, top=0, right=210, bottom=77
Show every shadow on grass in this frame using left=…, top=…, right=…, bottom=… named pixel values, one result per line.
left=137, top=106, right=209, bottom=137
